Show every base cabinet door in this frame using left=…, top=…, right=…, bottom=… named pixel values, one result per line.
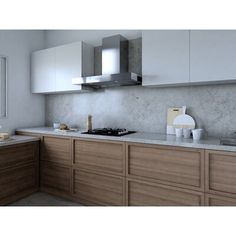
left=205, top=194, right=236, bottom=206
left=72, top=169, right=125, bottom=206
left=40, top=161, right=71, bottom=197
left=42, top=136, right=72, bottom=166
left=127, top=179, right=204, bottom=206
left=205, top=150, right=236, bottom=198
left=0, top=163, right=38, bottom=205
left=0, top=142, right=38, bottom=170
left=127, top=143, right=204, bottom=191
left=73, top=139, right=125, bottom=176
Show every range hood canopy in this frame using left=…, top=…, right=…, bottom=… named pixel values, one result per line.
left=72, top=34, right=142, bottom=89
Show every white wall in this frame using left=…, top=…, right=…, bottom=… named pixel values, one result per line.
left=45, top=30, right=142, bottom=47
left=0, top=30, right=46, bottom=134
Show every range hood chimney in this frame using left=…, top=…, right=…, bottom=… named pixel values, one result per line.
left=72, top=35, right=142, bottom=89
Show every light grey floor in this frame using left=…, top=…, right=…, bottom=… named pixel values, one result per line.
left=9, top=192, right=82, bottom=206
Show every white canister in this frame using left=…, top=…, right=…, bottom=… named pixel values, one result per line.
left=175, top=128, right=183, bottom=138
left=53, top=122, right=60, bottom=129
left=192, top=129, right=203, bottom=141
left=183, top=128, right=191, bottom=139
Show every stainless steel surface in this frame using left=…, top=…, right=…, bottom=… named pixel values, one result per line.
left=102, top=35, right=128, bottom=74
left=72, top=34, right=142, bottom=88
left=72, top=72, right=141, bottom=89
left=220, top=138, right=236, bottom=146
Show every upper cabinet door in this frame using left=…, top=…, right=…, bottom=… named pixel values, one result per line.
left=142, top=30, right=190, bottom=86
left=31, top=41, right=94, bottom=94
left=190, top=30, right=236, bottom=83
left=31, top=48, right=55, bottom=93
left=55, top=42, right=94, bottom=92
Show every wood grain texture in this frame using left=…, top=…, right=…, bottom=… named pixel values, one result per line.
left=42, top=136, right=72, bottom=165
left=0, top=163, right=38, bottom=205
left=206, top=150, right=236, bottom=197
left=73, top=139, right=125, bottom=176
left=127, top=143, right=204, bottom=191
left=127, top=178, right=204, bottom=206
left=72, top=169, right=125, bottom=206
left=0, top=142, right=39, bottom=170
left=205, top=194, right=236, bottom=206
left=40, top=161, right=71, bottom=196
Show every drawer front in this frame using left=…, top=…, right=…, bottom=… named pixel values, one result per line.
left=127, top=143, right=204, bottom=190
left=40, top=161, right=71, bottom=195
left=205, top=194, right=236, bottom=206
left=206, top=150, right=236, bottom=196
left=73, top=169, right=125, bottom=206
left=127, top=178, right=204, bottom=206
left=73, top=139, right=125, bottom=176
left=42, top=136, right=72, bottom=165
left=0, top=163, right=37, bottom=201
left=0, top=142, right=39, bottom=170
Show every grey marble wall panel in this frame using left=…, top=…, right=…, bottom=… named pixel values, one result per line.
left=45, top=84, right=236, bottom=138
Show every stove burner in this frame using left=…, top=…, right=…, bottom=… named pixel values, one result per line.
left=82, top=128, right=136, bottom=136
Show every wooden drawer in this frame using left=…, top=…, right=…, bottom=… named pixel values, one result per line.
left=0, top=142, right=39, bottom=170
left=73, top=139, right=125, bottom=176
left=0, top=163, right=38, bottom=205
left=40, top=161, right=71, bottom=196
left=72, top=169, right=125, bottom=206
left=206, top=150, right=236, bottom=198
left=127, top=143, right=204, bottom=191
left=42, top=136, right=72, bottom=165
left=205, top=194, right=236, bottom=206
left=127, top=178, right=204, bottom=206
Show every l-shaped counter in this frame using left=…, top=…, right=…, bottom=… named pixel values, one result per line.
left=1, top=127, right=236, bottom=206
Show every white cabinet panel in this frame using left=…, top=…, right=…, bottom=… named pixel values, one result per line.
left=31, top=48, right=55, bottom=93
left=55, top=42, right=83, bottom=92
left=190, top=30, right=236, bottom=83
left=142, top=30, right=190, bottom=86
left=31, top=41, right=94, bottom=94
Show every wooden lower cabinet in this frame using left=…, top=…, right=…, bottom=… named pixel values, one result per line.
left=205, top=150, right=236, bottom=198
left=205, top=194, right=236, bottom=206
left=73, top=138, right=125, bottom=176
left=0, top=163, right=38, bottom=205
left=127, top=143, right=204, bottom=191
left=72, top=169, right=125, bottom=206
left=0, top=142, right=38, bottom=170
left=40, top=161, right=72, bottom=197
left=126, top=178, right=204, bottom=206
left=42, top=136, right=72, bottom=166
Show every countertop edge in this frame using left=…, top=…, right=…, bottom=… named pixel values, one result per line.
left=15, top=128, right=236, bottom=153
left=0, top=135, right=40, bottom=147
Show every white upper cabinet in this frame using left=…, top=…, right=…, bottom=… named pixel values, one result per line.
left=55, top=42, right=94, bottom=92
left=31, top=41, right=94, bottom=94
left=190, top=30, right=236, bottom=83
left=31, top=48, right=55, bottom=93
left=142, top=30, right=190, bottom=86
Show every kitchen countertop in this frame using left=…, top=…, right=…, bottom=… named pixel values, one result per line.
left=15, top=127, right=236, bottom=152
left=0, top=135, right=40, bottom=147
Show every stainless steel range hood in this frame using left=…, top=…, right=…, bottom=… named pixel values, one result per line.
left=72, top=35, right=142, bottom=89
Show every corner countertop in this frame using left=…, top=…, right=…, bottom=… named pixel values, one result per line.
left=0, top=135, right=40, bottom=147
left=15, top=127, right=236, bottom=152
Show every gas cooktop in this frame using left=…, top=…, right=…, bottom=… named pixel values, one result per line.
left=82, top=128, right=136, bottom=137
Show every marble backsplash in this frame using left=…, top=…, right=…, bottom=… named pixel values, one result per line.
left=45, top=83, right=236, bottom=138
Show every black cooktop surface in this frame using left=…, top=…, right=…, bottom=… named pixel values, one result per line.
left=82, top=128, right=136, bottom=137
